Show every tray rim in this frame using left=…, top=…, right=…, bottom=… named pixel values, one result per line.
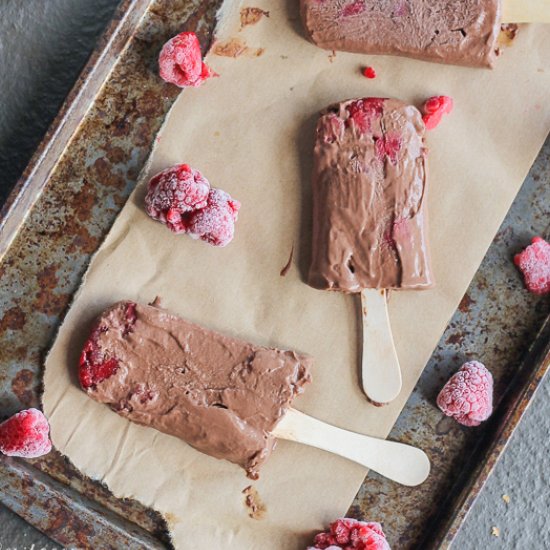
left=0, top=0, right=549, bottom=547
left=427, top=317, right=550, bottom=549
left=0, top=0, right=150, bottom=260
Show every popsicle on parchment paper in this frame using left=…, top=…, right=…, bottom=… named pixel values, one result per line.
left=80, top=300, right=430, bottom=485
left=308, top=98, right=433, bottom=404
left=300, top=0, right=550, bottom=68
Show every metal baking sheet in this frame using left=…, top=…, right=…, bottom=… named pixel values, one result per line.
left=0, top=0, right=548, bottom=547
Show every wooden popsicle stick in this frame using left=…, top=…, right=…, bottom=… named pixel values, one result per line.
left=502, top=0, right=550, bottom=23
left=361, top=289, right=402, bottom=404
left=273, top=409, right=430, bottom=487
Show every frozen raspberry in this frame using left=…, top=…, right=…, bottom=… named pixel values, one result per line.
left=0, top=409, right=52, bottom=459
left=158, top=32, right=214, bottom=88
left=308, top=518, right=390, bottom=550
left=513, top=237, right=550, bottom=295
left=421, top=96, right=453, bottom=130
left=187, top=188, right=241, bottom=247
left=80, top=328, right=120, bottom=389
left=362, top=66, right=377, bottom=79
left=437, top=361, right=493, bottom=427
left=346, top=98, right=386, bottom=134
left=145, top=164, right=210, bottom=233
left=341, top=1, right=366, bottom=17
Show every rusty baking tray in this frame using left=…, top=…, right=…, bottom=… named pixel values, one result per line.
left=1, top=0, right=549, bottom=547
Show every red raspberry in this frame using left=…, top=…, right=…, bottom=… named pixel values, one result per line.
left=362, top=67, right=376, bottom=79
left=79, top=329, right=120, bottom=389
left=346, top=98, right=386, bottom=134
left=0, top=409, right=52, bottom=459
left=308, top=519, right=390, bottom=549
left=145, top=164, right=210, bottom=234
left=342, top=1, right=366, bottom=17
left=158, top=32, right=214, bottom=88
left=375, top=134, right=402, bottom=165
left=421, top=95, right=454, bottom=130
left=187, top=188, right=241, bottom=247
left=437, top=361, right=493, bottom=426
left=513, top=237, right=550, bottom=295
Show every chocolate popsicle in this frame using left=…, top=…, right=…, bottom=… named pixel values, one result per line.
left=308, top=98, right=434, bottom=293
left=300, top=0, right=502, bottom=68
left=79, top=301, right=311, bottom=479
left=308, top=97, right=433, bottom=404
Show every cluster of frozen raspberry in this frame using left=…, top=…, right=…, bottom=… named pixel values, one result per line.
left=145, top=164, right=240, bottom=247
left=308, top=518, right=390, bottom=550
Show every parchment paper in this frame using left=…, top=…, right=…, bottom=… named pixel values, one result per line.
left=44, top=1, right=550, bottom=548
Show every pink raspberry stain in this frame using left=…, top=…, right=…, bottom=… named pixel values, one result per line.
left=132, top=384, right=158, bottom=405
left=341, top=0, right=366, bottom=17
left=0, top=409, right=52, bottom=459
left=381, top=225, right=397, bottom=252
left=79, top=302, right=137, bottom=389
left=145, top=164, right=211, bottom=233
left=79, top=327, right=120, bottom=389
left=375, top=133, right=402, bottom=164
left=513, top=237, right=550, bottom=295
left=158, top=31, right=215, bottom=88
left=308, top=518, right=391, bottom=550
left=187, top=188, right=241, bottom=247
left=421, top=96, right=454, bottom=130
left=346, top=98, right=386, bottom=135
left=437, top=361, right=493, bottom=427
left=392, top=0, right=409, bottom=17
left=382, top=216, right=410, bottom=251
left=320, top=114, right=345, bottom=144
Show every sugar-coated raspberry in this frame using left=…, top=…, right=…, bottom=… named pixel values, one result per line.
left=513, top=237, right=550, bottom=295
left=362, top=66, right=376, bottom=79
left=145, top=164, right=210, bottom=233
left=187, top=188, right=241, bottom=247
left=0, top=409, right=52, bottom=459
left=308, top=518, right=390, bottom=550
left=437, top=361, right=493, bottom=427
left=158, top=32, right=214, bottom=88
left=318, top=114, right=345, bottom=145
left=421, top=96, right=454, bottom=130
